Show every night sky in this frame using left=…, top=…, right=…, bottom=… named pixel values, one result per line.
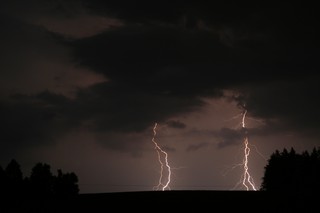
left=1, top=1, right=320, bottom=193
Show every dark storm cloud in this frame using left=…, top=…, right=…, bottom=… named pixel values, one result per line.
left=0, top=14, right=84, bottom=96
left=235, top=78, right=320, bottom=137
left=186, top=142, right=209, bottom=152
left=70, top=4, right=320, bottom=141
left=215, top=126, right=284, bottom=148
left=81, top=1, right=296, bottom=28
left=1, top=1, right=320, bottom=153
left=165, top=120, right=186, bottom=129
left=0, top=0, right=85, bottom=19
left=73, top=82, right=203, bottom=133
left=216, top=128, right=244, bottom=149
left=0, top=81, right=203, bottom=153
left=82, top=0, right=184, bottom=23
left=71, top=25, right=230, bottom=95
left=71, top=4, right=320, bottom=89
left=0, top=91, right=73, bottom=159
left=0, top=15, right=60, bottom=72
left=1, top=0, right=125, bottom=40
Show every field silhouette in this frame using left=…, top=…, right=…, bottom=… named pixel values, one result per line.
left=3, top=190, right=316, bottom=212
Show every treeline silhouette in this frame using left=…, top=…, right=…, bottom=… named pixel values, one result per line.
left=261, top=147, right=320, bottom=192
left=0, top=159, right=79, bottom=199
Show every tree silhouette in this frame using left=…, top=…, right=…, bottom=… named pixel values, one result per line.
left=261, top=147, right=320, bottom=192
left=1, top=159, right=79, bottom=200
left=4, top=159, right=24, bottom=196
left=29, top=162, right=55, bottom=197
left=0, top=165, right=6, bottom=194
left=0, top=165, right=4, bottom=178
left=54, top=169, right=79, bottom=197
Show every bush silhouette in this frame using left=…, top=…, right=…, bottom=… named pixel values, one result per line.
left=261, top=147, right=320, bottom=192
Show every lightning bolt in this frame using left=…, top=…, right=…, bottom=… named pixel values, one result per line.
left=222, top=100, right=265, bottom=191
left=151, top=122, right=172, bottom=191
left=240, top=109, right=257, bottom=191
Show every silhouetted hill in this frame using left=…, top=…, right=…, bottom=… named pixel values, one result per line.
left=3, top=190, right=316, bottom=212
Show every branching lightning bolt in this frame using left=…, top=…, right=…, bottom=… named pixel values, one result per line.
left=240, top=109, right=257, bottom=191
left=152, top=122, right=172, bottom=191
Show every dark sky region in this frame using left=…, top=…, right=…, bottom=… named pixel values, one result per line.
left=1, top=1, right=320, bottom=193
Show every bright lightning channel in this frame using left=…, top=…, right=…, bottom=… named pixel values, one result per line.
left=152, top=122, right=172, bottom=191
left=240, top=109, right=257, bottom=191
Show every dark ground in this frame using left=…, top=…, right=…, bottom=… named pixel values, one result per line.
left=3, top=190, right=316, bottom=212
